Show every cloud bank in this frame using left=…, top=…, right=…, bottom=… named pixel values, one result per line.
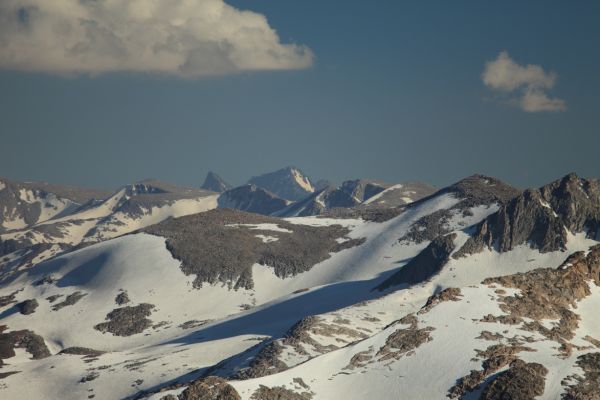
left=0, top=0, right=314, bottom=77
left=482, top=51, right=565, bottom=112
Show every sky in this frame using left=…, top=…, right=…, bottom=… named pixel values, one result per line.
left=0, top=0, right=599, bottom=190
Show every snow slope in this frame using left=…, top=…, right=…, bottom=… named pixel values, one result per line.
left=1, top=173, right=599, bottom=400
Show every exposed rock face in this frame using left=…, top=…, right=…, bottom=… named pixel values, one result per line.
left=218, top=184, right=289, bottom=216
left=247, top=166, right=315, bottom=202
left=145, top=208, right=364, bottom=289
left=0, top=326, right=51, bottom=364
left=443, top=174, right=521, bottom=207
left=250, top=385, right=312, bottom=400
left=176, top=376, right=241, bottom=400
left=563, top=352, right=600, bottom=400
left=376, top=314, right=434, bottom=362
left=456, top=173, right=600, bottom=257
left=231, top=340, right=287, bottom=380
left=399, top=209, right=454, bottom=244
left=448, top=344, right=535, bottom=398
left=324, top=206, right=406, bottom=222
left=115, top=291, right=130, bottom=305
left=94, top=303, right=155, bottom=336
left=377, top=233, right=457, bottom=290
left=418, top=288, right=462, bottom=314
left=17, top=299, right=38, bottom=315
left=52, top=291, right=87, bottom=311
left=201, top=172, right=232, bottom=193
left=59, top=347, right=106, bottom=357
left=479, top=359, right=548, bottom=400
left=234, top=315, right=369, bottom=379
left=0, top=290, right=19, bottom=308
left=400, top=175, right=520, bottom=244
left=481, top=245, right=600, bottom=355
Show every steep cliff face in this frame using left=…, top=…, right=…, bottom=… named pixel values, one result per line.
left=455, top=173, right=600, bottom=257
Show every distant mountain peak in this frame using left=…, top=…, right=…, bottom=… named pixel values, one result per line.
left=247, top=166, right=315, bottom=201
left=218, top=184, right=289, bottom=215
left=201, top=171, right=232, bottom=193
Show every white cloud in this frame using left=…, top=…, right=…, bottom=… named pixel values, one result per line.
left=519, top=87, right=566, bottom=113
left=0, top=0, right=314, bottom=77
left=482, top=51, right=566, bottom=112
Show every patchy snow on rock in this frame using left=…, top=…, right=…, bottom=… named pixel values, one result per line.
left=255, top=234, right=279, bottom=243
left=226, top=223, right=293, bottom=233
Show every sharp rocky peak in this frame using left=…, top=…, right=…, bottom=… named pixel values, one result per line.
left=455, top=173, right=600, bottom=257
left=201, top=171, right=231, bottom=193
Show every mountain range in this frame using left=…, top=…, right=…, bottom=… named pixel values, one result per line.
left=0, top=168, right=599, bottom=400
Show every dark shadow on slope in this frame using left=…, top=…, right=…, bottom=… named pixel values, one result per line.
left=55, top=253, right=110, bottom=288
left=0, top=251, right=109, bottom=290
left=125, top=369, right=211, bottom=400
left=0, top=305, right=19, bottom=319
left=163, top=269, right=402, bottom=348
left=460, top=371, right=504, bottom=400
left=376, top=233, right=456, bottom=291
left=132, top=269, right=409, bottom=399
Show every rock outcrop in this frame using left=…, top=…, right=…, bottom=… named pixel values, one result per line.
left=94, top=303, right=155, bottom=336
left=377, top=233, right=457, bottom=290
left=456, top=173, right=600, bottom=257
left=145, top=209, right=365, bottom=289
left=479, top=359, right=548, bottom=400
left=172, top=376, right=241, bottom=400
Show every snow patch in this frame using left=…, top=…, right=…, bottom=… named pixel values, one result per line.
left=291, top=168, right=315, bottom=192
left=363, top=184, right=403, bottom=205
left=227, top=223, right=293, bottom=233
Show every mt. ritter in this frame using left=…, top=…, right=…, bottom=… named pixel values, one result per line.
left=1, top=168, right=600, bottom=400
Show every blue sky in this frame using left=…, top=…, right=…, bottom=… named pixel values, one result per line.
left=0, top=0, right=599, bottom=189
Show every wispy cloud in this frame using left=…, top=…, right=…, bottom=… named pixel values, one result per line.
left=0, top=0, right=314, bottom=78
left=482, top=51, right=566, bottom=112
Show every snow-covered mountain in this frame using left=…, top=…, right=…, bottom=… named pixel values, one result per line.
left=0, top=179, right=218, bottom=279
left=1, top=172, right=600, bottom=400
left=277, top=179, right=437, bottom=217
left=0, top=177, right=84, bottom=232
left=247, top=166, right=316, bottom=201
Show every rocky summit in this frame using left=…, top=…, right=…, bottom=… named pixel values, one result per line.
left=201, top=172, right=232, bottom=193
left=0, top=171, right=599, bottom=400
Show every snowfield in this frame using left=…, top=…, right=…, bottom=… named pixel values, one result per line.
left=1, top=173, right=600, bottom=399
